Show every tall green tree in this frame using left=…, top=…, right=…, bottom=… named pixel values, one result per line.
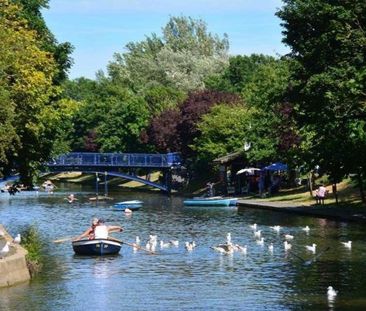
left=192, top=105, right=252, bottom=165
left=277, top=0, right=366, bottom=200
left=108, top=16, right=229, bottom=93
left=12, top=0, right=73, bottom=83
left=0, top=2, right=76, bottom=184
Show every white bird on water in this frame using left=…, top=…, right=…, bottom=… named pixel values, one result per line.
left=254, top=230, right=261, bottom=239
left=169, top=240, right=179, bottom=247
left=284, top=234, right=294, bottom=240
left=250, top=223, right=257, bottom=230
left=306, top=243, right=317, bottom=253
left=256, top=237, right=265, bottom=246
left=284, top=240, right=292, bottom=251
left=226, top=233, right=232, bottom=245
left=341, top=241, right=352, bottom=249
left=234, top=244, right=247, bottom=254
left=185, top=241, right=196, bottom=251
left=327, top=286, right=337, bottom=299
left=135, top=236, right=140, bottom=245
left=14, top=234, right=21, bottom=244
left=160, top=240, right=171, bottom=249
left=270, top=225, right=281, bottom=233
left=302, top=226, right=310, bottom=232
left=268, top=243, right=274, bottom=252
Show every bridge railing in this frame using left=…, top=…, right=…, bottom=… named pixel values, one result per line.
left=47, top=152, right=181, bottom=168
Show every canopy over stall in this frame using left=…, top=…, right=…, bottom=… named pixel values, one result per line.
left=264, top=162, right=288, bottom=171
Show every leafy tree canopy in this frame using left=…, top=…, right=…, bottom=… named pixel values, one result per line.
left=277, top=0, right=366, bottom=181
left=107, top=16, right=229, bottom=92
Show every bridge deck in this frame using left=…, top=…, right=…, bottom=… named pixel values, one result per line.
left=47, top=152, right=181, bottom=169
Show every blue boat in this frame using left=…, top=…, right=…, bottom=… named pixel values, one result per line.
left=113, top=200, right=143, bottom=211
left=183, top=197, right=238, bottom=207
left=72, top=238, right=122, bottom=256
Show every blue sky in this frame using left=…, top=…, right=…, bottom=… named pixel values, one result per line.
left=43, top=0, right=288, bottom=80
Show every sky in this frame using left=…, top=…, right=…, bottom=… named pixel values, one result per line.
left=42, top=0, right=289, bottom=80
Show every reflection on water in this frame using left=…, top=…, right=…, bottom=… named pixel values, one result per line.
left=0, top=185, right=366, bottom=310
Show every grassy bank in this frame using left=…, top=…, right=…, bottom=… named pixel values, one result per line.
left=20, top=225, right=44, bottom=277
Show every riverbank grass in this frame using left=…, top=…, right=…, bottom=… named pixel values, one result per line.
left=20, top=226, right=44, bottom=277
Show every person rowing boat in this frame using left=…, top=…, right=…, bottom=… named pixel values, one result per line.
left=73, top=218, right=123, bottom=241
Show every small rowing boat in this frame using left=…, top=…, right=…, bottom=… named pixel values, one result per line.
left=72, top=238, right=122, bottom=256
left=113, top=200, right=143, bottom=211
left=184, top=197, right=237, bottom=207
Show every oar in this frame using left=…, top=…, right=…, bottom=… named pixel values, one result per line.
left=53, top=228, right=122, bottom=244
left=108, top=237, right=156, bottom=255
left=53, top=236, right=76, bottom=244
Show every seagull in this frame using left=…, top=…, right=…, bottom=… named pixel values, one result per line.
left=234, top=244, right=247, bottom=254
left=302, top=226, right=310, bottom=232
left=268, top=243, right=274, bottom=252
left=256, top=237, right=265, bottom=246
left=284, top=234, right=294, bottom=240
left=284, top=240, right=292, bottom=251
left=270, top=225, right=281, bottom=232
left=160, top=240, right=171, bottom=249
left=327, top=286, right=337, bottom=299
left=306, top=243, right=317, bottom=253
left=341, top=241, right=352, bottom=248
left=14, top=234, right=21, bottom=244
left=135, top=236, right=140, bottom=245
left=185, top=241, right=196, bottom=251
left=254, top=230, right=262, bottom=238
left=250, top=223, right=257, bottom=230
left=0, top=242, right=10, bottom=258
left=169, top=240, right=179, bottom=247
left=226, top=233, right=232, bottom=245
left=212, top=244, right=234, bottom=254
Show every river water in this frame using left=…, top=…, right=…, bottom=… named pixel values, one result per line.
left=0, top=184, right=366, bottom=310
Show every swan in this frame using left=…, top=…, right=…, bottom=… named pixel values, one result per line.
left=341, top=241, right=352, bottom=248
left=306, top=243, right=317, bottom=253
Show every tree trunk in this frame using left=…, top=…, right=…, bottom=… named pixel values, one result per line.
left=332, top=183, right=338, bottom=205
left=357, top=169, right=366, bottom=204
left=308, top=172, right=314, bottom=196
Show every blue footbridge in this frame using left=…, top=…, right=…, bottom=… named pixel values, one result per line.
left=45, top=152, right=182, bottom=193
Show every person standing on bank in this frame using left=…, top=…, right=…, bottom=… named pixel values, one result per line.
left=315, top=184, right=328, bottom=205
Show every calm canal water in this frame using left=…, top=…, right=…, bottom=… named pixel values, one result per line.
left=0, top=183, right=366, bottom=310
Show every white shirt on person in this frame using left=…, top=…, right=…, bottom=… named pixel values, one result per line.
left=94, top=225, right=108, bottom=239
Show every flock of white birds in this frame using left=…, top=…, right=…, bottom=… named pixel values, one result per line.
left=131, top=222, right=353, bottom=300
left=1, top=223, right=350, bottom=300
left=0, top=230, right=21, bottom=258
